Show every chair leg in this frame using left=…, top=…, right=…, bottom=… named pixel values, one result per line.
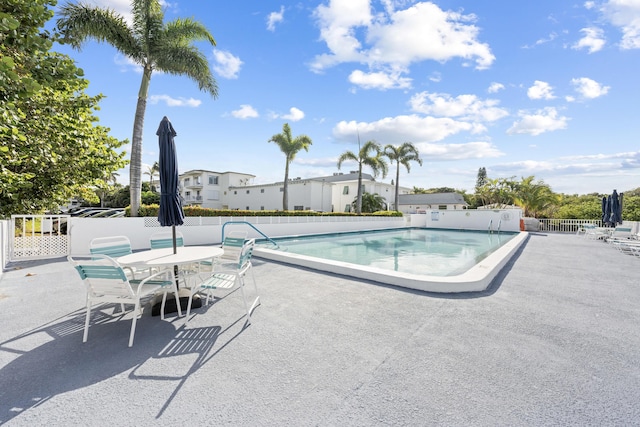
left=129, top=300, right=140, bottom=347
left=160, top=292, right=167, bottom=320
left=83, top=302, right=92, bottom=343
left=238, top=277, right=252, bottom=325
left=184, top=288, right=197, bottom=327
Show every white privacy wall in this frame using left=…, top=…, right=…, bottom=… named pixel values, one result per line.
left=424, top=209, right=523, bottom=232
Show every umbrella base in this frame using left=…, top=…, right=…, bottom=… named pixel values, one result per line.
left=151, top=289, right=201, bottom=317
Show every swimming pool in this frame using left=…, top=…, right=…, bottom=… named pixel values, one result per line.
left=253, top=228, right=528, bottom=293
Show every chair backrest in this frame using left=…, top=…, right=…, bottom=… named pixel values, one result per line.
left=68, top=254, right=135, bottom=299
left=90, top=236, right=133, bottom=258
left=611, top=226, right=632, bottom=238
left=220, top=231, right=248, bottom=263
left=150, top=231, right=184, bottom=249
left=237, top=238, right=255, bottom=270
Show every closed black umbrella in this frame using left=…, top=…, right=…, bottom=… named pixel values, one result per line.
left=611, top=190, right=622, bottom=225
left=153, top=116, right=186, bottom=316
left=157, top=116, right=184, bottom=253
left=601, top=196, right=607, bottom=225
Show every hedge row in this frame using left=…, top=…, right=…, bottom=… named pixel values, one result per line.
left=129, top=204, right=403, bottom=218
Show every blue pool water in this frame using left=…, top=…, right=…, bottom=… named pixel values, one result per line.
left=261, top=228, right=518, bottom=277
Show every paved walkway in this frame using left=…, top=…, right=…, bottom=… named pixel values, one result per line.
left=0, top=233, right=639, bottom=426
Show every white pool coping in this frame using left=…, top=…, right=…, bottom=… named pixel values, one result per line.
left=253, top=231, right=529, bottom=293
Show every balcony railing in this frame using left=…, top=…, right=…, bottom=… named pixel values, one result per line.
left=183, top=195, right=203, bottom=204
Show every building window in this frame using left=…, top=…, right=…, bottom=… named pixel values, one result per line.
left=439, top=205, right=447, bottom=210
left=294, top=205, right=303, bottom=211
left=234, top=190, right=237, bottom=195
left=280, top=187, right=284, bottom=192
left=246, top=190, right=250, bottom=194
left=344, top=204, right=351, bottom=212
left=208, top=175, right=218, bottom=185
left=260, top=206, right=264, bottom=210
left=246, top=206, right=250, bottom=210
left=184, top=178, right=190, bottom=186
left=343, top=186, right=349, bottom=195
left=194, top=177, right=201, bottom=185
left=260, top=189, right=265, bottom=193
left=211, top=190, right=220, bottom=200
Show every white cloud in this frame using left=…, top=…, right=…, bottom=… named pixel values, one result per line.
left=281, top=107, right=305, bottom=121
left=231, top=104, right=259, bottom=119
left=527, top=80, right=556, bottom=100
left=348, top=69, right=412, bottom=90
left=572, top=27, right=606, bottom=53
left=601, top=0, right=640, bottom=49
left=148, top=95, right=201, bottom=107
left=409, top=92, right=509, bottom=122
left=571, top=77, right=610, bottom=98
left=507, top=107, right=569, bottom=136
left=333, top=115, right=475, bottom=143
left=414, top=141, right=504, bottom=160
left=311, top=1, right=494, bottom=84
left=487, top=82, right=505, bottom=93
left=267, top=6, right=285, bottom=31
left=212, top=49, right=243, bottom=79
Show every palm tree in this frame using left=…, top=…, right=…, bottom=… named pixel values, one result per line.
left=337, top=140, right=388, bottom=214
left=57, top=0, right=218, bottom=216
left=268, top=123, right=312, bottom=210
left=514, top=175, right=559, bottom=217
left=384, top=142, right=422, bottom=211
left=144, top=161, right=159, bottom=189
left=354, top=192, right=386, bottom=213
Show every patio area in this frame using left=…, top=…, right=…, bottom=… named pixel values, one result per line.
left=1, top=232, right=639, bottom=425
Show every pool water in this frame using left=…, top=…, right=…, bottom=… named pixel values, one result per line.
left=262, top=228, right=518, bottom=277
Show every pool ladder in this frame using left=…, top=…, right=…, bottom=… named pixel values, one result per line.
left=222, top=221, right=279, bottom=247
left=488, top=219, right=502, bottom=234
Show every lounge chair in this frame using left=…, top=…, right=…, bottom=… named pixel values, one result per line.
left=607, top=226, right=633, bottom=241
left=184, top=238, right=260, bottom=327
left=68, top=253, right=181, bottom=347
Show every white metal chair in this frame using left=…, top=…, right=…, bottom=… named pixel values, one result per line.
left=90, top=236, right=137, bottom=278
left=184, top=238, right=260, bottom=327
left=197, top=231, right=248, bottom=273
left=149, top=231, right=185, bottom=249
left=68, top=253, right=182, bottom=347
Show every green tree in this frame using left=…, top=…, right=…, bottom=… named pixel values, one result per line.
left=144, top=161, right=159, bottom=189
left=337, top=140, right=388, bottom=214
left=477, top=177, right=518, bottom=208
left=268, top=123, right=312, bottom=210
left=475, top=167, right=487, bottom=193
left=57, top=0, right=218, bottom=216
left=384, top=142, right=422, bottom=211
left=1, top=0, right=127, bottom=217
left=513, top=176, right=559, bottom=218
left=353, top=192, right=386, bottom=213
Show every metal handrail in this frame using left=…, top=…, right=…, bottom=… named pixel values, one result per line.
left=222, top=221, right=278, bottom=247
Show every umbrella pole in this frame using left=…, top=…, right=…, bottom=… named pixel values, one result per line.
left=172, top=225, right=179, bottom=289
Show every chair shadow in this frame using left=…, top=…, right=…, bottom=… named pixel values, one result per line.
left=129, top=293, right=252, bottom=418
left=0, top=303, right=177, bottom=424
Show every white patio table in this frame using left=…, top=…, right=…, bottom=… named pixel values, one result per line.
left=117, top=246, right=223, bottom=271
left=117, top=246, right=224, bottom=315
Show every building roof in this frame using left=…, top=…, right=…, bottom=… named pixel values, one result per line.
left=398, top=192, right=468, bottom=205
left=309, top=172, right=375, bottom=183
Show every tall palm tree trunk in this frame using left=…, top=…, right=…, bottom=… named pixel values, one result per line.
left=394, top=164, right=401, bottom=211
left=356, top=164, right=363, bottom=214
left=129, top=66, right=152, bottom=217
left=283, top=157, right=290, bottom=210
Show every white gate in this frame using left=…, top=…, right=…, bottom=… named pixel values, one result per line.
left=10, top=215, right=71, bottom=261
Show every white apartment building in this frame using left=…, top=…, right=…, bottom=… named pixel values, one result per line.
left=179, top=169, right=256, bottom=210
left=178, top=170, right=411, bottom=212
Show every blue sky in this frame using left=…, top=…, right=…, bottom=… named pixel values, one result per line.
left=51, top=0, right=640, bottom=195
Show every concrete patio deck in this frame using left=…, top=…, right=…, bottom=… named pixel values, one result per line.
left=0, top=232, right=639, bottom=426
